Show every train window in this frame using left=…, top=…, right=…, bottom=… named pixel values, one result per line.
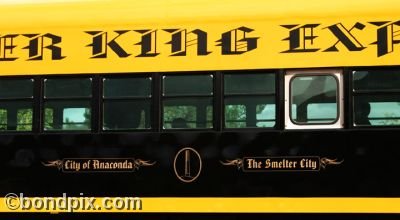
left=43, top=78, right=92, bottom=131
left=290, top=75, right=338, bottom=124
left=0, top=103, right=33, bottom=131
left=164, top=104, right=197, bottom=129
left=104, top=77, right=151, bottom=98
left=163, top=75, right=213, bottom=96
left=353, top=70, right=400, bottom=91
left=162, top=74, right=213, bottom=129
left=44, top=105, right=91, bottom=131
left=285, top=70, right=343, bottom=129
left=0, top=79, right=34, bottom=131
left=354, top=96, right=400, bottom=126
left=0, top=79, right=33, bottom=99
left=353, top=70, right=400, bottom=126
left=44, top=78, right=91, bottom=98
left=224, top=73, right=275, bottom=128
left=225, top=73, right=275, bottom=94
left=102, top=77, right=151, bottom=130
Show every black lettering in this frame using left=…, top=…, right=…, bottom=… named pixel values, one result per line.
left=23, top=33, right=64, bottom=60
left=324, top=22, right=366, bottom=52
left=134, top=29, right=159, bottom=57
left=86, top=31, right=130, bottom=58
left=370, top=21, right=400, bottom=57
left=0, top=34, right=18, bottom=61
left=216, top=26, right=258, bottom=55
left=281, top=24, right=320, bottom=53
left=164, top=29, right=210, bottom=56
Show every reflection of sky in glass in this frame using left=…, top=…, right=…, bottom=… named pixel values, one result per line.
left=257, top=105, right=297, bottom=120
left=257, top=105, right=275, bottom=120
left=258, top=104, right=338, bottom=122
left=368, top=102, right=400, bottom=125
left=256, top=102, right=400, bottom=126
left=369, top=102, right=400, bottom=117
left=63, top=108, right=86, bottom=123
left=256, top=105, right=275, bottom=127
left=308, top=103, right=337, bottom=119
left=58, top=101, right=400, bottom=126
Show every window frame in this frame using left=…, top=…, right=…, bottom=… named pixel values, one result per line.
left=0, top=77, right=35, bottom=133
left=161, top=73, right=215, bottom=131
left=289, top=74, right=340, bottom=125
left=285, top=69, right=344, bottom=130
left=41, top=76, right=93, bottom=132
left=222, top=71, right=277, bottom=130
left=101, top=74, right=153, bottom=131
left=351, top=68, right=400, bottom=128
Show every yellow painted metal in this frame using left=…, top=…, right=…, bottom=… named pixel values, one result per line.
left=0, top=0, right=400, bottom=75
left=1, top=197, right=400, bottom=213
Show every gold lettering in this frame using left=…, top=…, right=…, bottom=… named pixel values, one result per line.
left=265, top=159, right=271, bottom=168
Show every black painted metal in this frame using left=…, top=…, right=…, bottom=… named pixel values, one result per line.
left=1, top=128, right=399, bottom=197
left=1, top=68, right=399, bottom=198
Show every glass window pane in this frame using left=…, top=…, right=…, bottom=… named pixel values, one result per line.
left=45, top=78, right=92, bottom=98
left=225, top=105, right=246, bottom=128
left=103, top=100, right=151, bottom=130
left=225, top=96, right=275, bottom=128
left=164, top=105, right=197, bottom=129
left=44, top=101, right=91, bottom=131
left=17, top=109, right=33, bottom=131
left=256, top=104, right=276, bottom=127
left=44, top=108, right=54, bottom=130
left=0, top=109, right=6, bottom=130
left=163, top=75, right=213, bottom=96
left=291, top=75, right=338, bottom=124
left=225, top=73, right=275, bottom=94
left=291, top=104, right=297, bottom=120
left=354, top=95, right=400, bottom=126
left=103, top=77, right=152, bottom=98
left=163, top=98, right=212, bottom=129
left=307, top=103, right=337, bottom=123
left=206, top=105, right=213, bottom=128
left=0, top=79, right=33, bottom=99
left=353, top=70, right=400, bottom=91
left=0, top=101, right=33, bottom=131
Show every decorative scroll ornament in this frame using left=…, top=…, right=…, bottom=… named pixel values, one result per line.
left=42, top=160, right=63, bottom=170
left=220, top=159, right=243, bottom=170
left=133, top=159, right=156, bottom=170
left=320, top=157, right=344, bottom=169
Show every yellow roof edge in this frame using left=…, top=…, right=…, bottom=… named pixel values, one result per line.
left=1, top=0, right=400, bottom=29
